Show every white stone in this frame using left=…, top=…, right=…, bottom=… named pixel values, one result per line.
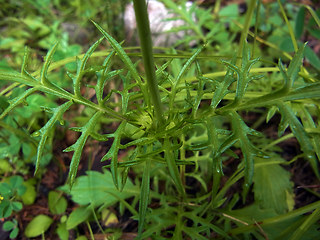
left=124, top=0, right=194, bottom=47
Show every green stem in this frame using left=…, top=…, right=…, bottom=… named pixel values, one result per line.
left=238, top=0, right=256, bottom=57
left=133, top=0, right=165, bottom=127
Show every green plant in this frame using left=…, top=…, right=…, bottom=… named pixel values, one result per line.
left=0, top=176, right=26, bottom=218
left=22, top=189, right=68, bottom=239
left=2, top=219, right=19, bottom=239
left=0, top=176, right=26, bottom=239
left=0, top=0, right=320, bottom=239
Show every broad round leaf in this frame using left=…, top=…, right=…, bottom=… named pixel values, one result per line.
left=24, top=215, right=53, bottom=238
left=21, top=179, right=37, bottom=205
left=10, top=228, right=19, bottom=239
left=11, top=201, right=23, bottom=211
left=3, top=220, right=15, bottom=231
left=48, top=191, right=67, bottom=215
left=66, top=206, right=91, bottom=230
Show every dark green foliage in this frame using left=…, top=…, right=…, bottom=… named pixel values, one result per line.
left=0, top=0, right=319, bottom=239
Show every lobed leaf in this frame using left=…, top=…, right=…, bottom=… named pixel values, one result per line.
left=40, top=42, right=59, bottom=85
left=101, top=121, right=127, bottom=189
left=211, top=56, right=237, bottom=109
left=0, top=88, right=37, bottom=120
left=34, top=101, right=73, bottom=175
left=71, top=37, right=104, bottom=97
left=223, top=112, right=267, bottom=198
left=92, top=21, right=144, bottom=89
left=298, top=104, right=320, bottom=163
left=174, top=45, right=204, bottom=91
left=277, top=102, right=319, bottom=177
left=96, top=68, right=122, bottom=104
left=63, top=111, right=103, bottom=186
left=66, top=170, right=137, bottom=208
left=284, top=43, right=306, bottom=90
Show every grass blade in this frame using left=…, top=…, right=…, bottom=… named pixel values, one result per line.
left=137, top=158, right=151, bottom=238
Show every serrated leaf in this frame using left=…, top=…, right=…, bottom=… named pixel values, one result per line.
left=40, top=42, right=59, bottom=85
left=63, top=111, right=102, bottom=186
left=228, top=111, right=268, bottom=199
left=92, top=21, right=143, bottom=87
left=96, top=69, right=122, bottom=104
left=24, top=215, right=53, bottom=238
left=278, top=102, right=319, bottom=177
left=122, top=137, right=154, bottom=148
left=298, top=104, right=320, bottom=166
left=284, top=43, right=306, bottom=90
left=95, top=49, right=116, bottom=103
left=211, top=57, right=237, bottom=109
left=69, top=127, right=83, bottom=132
left=35, top=101, right=73, bottom=175
left=72, top=37, right=104, bottom=97
left=101, top=121, right=126, bottom=189
left=253, top=158, right=294, bottom=214
left=21, top=46, right=30, bottom=74
left=0, top=88, right=37, bottom=120
left=174, top=45, right=204, bottom=91
left=67, top=170, right=137, bottom=208
left=219, top=43, right=260, bottom=111
left=89, top=132, right=109, bottom=142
